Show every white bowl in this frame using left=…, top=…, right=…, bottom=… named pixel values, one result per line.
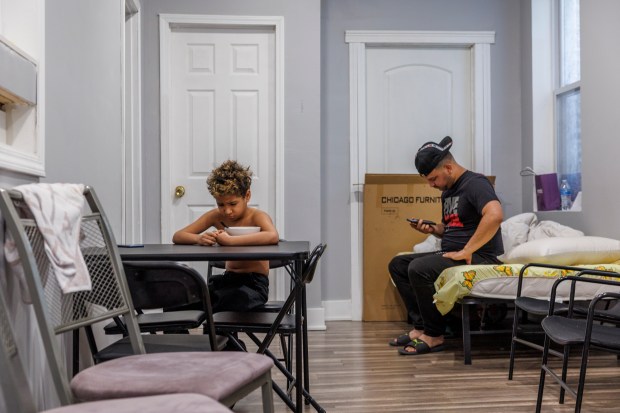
left=225, top=226, right=261, bottom=236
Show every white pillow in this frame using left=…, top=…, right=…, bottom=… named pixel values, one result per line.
left=413, top=235, right=441, bottom=253
left=500, top=213, right=538, bottom=253
left=527, top=220, right=584, bottom=241
left=501, top=221, right=531, bottom=253
left=504, top=212, right=538, bottom=227
left=498, top=236, right=620, bottom=265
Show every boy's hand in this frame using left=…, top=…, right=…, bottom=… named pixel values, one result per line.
left=213, top=230, right=233, bottom=245
left=197, top=231, right=220, bottom=246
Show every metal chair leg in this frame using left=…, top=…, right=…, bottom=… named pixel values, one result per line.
left=302, top=287, right=310, bottom=403
left=574, top=344, right=591, bottom=413
left=462, top=302, right=472, bottom=365
left=535, top=336, right=552, bottom=413
left=508, top=304, right=520, bottom=379
left=559, top=344, right=570, bottom=404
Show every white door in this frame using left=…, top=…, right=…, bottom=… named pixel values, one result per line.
left=165, top=27, right=275, bottom=240
left=365, top=46, right=472, bottom=173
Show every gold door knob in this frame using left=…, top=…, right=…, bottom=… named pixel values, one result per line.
left=174, top=186, right=186, bottom=198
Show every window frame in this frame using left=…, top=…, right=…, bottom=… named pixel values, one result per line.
left=553, top=0, right=581, bottom=206
left=531, top=0, right=581, bottom=211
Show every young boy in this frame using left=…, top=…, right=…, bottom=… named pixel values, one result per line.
left=173, top=160, right=279, bottom=312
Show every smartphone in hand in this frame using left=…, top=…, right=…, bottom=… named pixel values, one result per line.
left=406, top=218, right=436, bottom=226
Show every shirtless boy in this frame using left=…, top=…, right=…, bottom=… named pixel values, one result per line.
left=173, top=160, right=279, bottom=312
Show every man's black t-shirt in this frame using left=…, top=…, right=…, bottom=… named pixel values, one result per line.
left=440, top=170, right=504, bottom=259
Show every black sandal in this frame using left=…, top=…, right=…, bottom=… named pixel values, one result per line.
left=388, top=333, right=412, bottom=347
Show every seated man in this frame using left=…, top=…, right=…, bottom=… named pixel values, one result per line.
left=388, top=136, right=504, bottom=355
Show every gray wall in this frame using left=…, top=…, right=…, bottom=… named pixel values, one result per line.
left=321, top=0, right=524, bottom=302
left=140, top=0, right=323, bottom=305
left=0, top=1, right=124, bottom=409
left=44, top=0, right=124, bottom=236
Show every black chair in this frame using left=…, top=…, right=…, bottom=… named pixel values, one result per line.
left=213, top=243, right=326, bottom=413
left=508, top=263, right=620, bottom=380
left=535, top=273, right=620, bottom=413
left=208, top=257, right=296, bottom=379
left=103, top=261, right=211, bottom=336
left=90, top=260, right=228, bottom=363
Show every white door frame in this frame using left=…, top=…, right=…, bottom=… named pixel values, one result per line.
left=346, top=30, right=495, bottom=320
left=122, top=0, right=143, bottom=244
left=159, top=14, right=286, bottom=297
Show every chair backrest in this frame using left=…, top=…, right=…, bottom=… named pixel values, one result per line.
left=122, top=261, right=218, bottom=348
left=301, top=243, right=326, bottom=285
left=0, top=186, right=145, bottom=405
left=0, top=288, right=38, bottom=413
left=123, top=261, right=209, bottom=310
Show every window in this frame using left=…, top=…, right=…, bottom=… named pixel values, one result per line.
left=555, top=0, right=581, bottom=207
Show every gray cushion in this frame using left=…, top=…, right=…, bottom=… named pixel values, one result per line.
left=71, top=352, right=273, bottom=402
left=44, top=393, right=232, bottom=413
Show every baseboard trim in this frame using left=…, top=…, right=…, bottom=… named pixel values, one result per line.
left=307, top=306, right=326, bottom=331
left=307, top=300, right=353, bottom=330
left=323, top=299, right=352, bottom=321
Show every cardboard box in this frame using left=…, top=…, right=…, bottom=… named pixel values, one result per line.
left=362, top=173, right=495, bottom=321
left=363, top=174, right=443, bottom=321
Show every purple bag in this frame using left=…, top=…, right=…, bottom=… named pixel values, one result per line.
left=535, top=173, right=561, bottom=211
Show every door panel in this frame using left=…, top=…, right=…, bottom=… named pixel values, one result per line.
left=366, top=46, right=472, bottom=173
left=168, top=27, right=274, bottom=236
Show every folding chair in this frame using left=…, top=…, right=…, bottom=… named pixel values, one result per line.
left=213, top=243, right=326, bottom=413
left=102, top=261, right=213, bottom=336
left=508, top=263, right=620, bottom=380
left=208, top=256, right=297, bottom=381
left=0, top=268, right=232, bottom=413
left=0, top=185, right=274, bottom=412
left=535, top=273, right=620, bottom=413
left=95, top=260, right=229, bottom=364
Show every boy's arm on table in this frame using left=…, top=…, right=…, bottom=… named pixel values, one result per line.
left=215, top=211, right=279, bottom=246
left=172, top=210, right=219, bottom=245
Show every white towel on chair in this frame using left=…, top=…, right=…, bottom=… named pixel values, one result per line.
left=4, top=183, right=91, bottom=298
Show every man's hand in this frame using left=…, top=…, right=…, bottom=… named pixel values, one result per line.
left=409, top=219, right=444, bottom=237
left=442, top=250, right=472, bottom=265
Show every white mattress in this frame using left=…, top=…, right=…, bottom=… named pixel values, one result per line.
left=469, top=276, right=620, bottom=301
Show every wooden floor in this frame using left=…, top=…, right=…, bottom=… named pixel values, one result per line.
left=232, top=320, right=620, bottom=413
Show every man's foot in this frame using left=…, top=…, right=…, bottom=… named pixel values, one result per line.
left=388, top=329, right=423, bottom=346
left=398, top=335, right=445, bottom=356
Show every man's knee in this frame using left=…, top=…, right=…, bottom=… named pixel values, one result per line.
left=408, top=255, right=448, bottom=284
left=388, top=254, right=409, bottom=275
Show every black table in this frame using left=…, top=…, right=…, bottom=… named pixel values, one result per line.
left=118, top=241, right=310, bottom=263
left=118, top=241, right=315, bottom=412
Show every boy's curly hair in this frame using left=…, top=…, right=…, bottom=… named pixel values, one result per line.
left=207, top=160, right=253, bottom=197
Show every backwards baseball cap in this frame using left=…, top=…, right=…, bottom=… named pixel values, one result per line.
left=414, top=136, right=453, bottom=176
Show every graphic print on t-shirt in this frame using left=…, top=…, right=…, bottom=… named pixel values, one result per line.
left=443, top=196, right=464, bottom=227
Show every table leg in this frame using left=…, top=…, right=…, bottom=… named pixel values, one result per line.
left=295, top=258, right=303, bottom=413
